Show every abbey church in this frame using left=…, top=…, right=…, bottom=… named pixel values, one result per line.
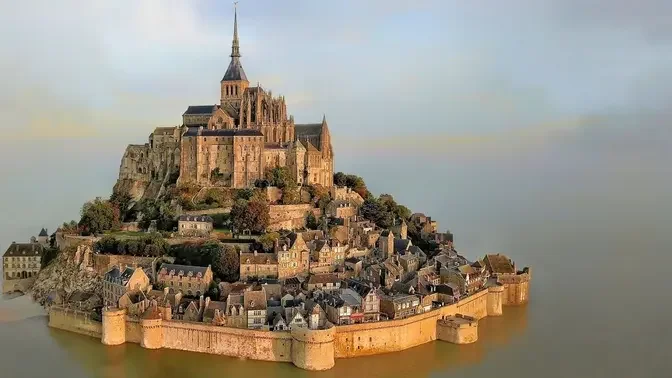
left=117, top=8, right=334, bottom=197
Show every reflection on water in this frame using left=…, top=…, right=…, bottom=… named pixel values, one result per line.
left=3, top=303, right=528, bottom=378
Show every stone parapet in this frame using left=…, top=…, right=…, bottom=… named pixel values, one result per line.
left=140, top=318, right=163, bottom=349
left=487, top=284, right=504, bottom=316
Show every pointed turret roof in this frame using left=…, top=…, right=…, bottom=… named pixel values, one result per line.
left=222, top=5, right=248, bottom=82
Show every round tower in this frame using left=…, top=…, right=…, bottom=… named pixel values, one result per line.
left=140, top=306, right=164, bottom=349
left=291, top=325, right=336, bottom=371
left=101, top=308, right=127, bottom=346
left=487, top=284, right=504, bottom=316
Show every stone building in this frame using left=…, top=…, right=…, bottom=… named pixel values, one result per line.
left=102, top=266, right=151, bottom=307
left=379, top=294, right=420, bottom=320
left=157, top=264, right=214, bottom=297
left=244, top=290, right=267, bottom=330
left=276, top=233, right=310, bottom=279
left=116, top=7, right=334, bottom=194
left=177, top=215, right=214, bottom=237
left=239, top=251, right=278, bottom=280
left=2, top=242, right=43, bottom=281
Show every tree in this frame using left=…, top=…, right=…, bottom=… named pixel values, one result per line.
left=281, top=180, right=300, bottom=205
left=110, top=189, right=133, bottom=222
left=79, top=198, right=116, bottom=235
left=236, top=188, right=255, bottom=201
left=230, top=199, right=269, bottom=234
left=210, top=244, right=240, bottom=282
left=265, top=167, right=292, bottom=188
left=306, top=212, right=318, bottom=230
left=333, top=172, right=347, bottom=187
left=395, top=205, right=412, bottom=221
left=258, top=232, right=280, bottom=251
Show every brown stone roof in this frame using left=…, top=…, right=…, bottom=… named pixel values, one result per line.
left=240, top=253, right=277, bottom=265
left=484, top=254, right=515, bottom=274
left=244, top=290, right=267, bottom=310
left=307, top=273, right=340, bottom=285
left=3, top=242, right=43, bottom=257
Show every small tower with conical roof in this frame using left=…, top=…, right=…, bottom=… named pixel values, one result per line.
left=221, top=4, right=249, bottom=107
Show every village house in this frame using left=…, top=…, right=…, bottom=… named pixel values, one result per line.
left=225, top=291, right=247, bottom=328
left=239, top=251, right=278, bottom=280
left=203, top=299, right=228, bottom=325
left=102, top=266, right=151, bottom=307
left=157, top=263, right=214, bottom=297
left=343, top=279, right=380, bottom=322
left=305, top=300, right=328, bottom=329
left=379, top=294, right=420, bottom=320
left=244, top=289, right=268, bottom=330
left=306, top=273, right=341, bottom=292
left=276, top=232, right=311, bottom=279
left=326, top=200, right=357, bottom=220
left=177, top=215, right=214, bottom=237
left=282, top=276, right=303, bottom=293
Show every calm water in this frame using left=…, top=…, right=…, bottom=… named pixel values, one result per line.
left=1, top=144, right=671, bottom=378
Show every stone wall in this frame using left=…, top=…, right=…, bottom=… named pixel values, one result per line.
left=50, top=283, right=530, bottom=371
left=91, top=254, right=157, bottom=276
left=2, top=277, right=37, bottom=294
left=268, top=204, right=314, bottom=231
left=55, top=233, right=100, bottom=250
left=48, top=306, right=102, bottom=338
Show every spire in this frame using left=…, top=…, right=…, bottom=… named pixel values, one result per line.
left=221, top=3, right=247, bottom=82
left=322, top=114, right=327, bottom=124
left=231, top=2, right=241, bottom=58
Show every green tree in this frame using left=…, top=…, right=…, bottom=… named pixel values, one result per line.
left=281, top=180, right=300, bottom=204
left=395, top=205, right=412, bottom=221
left=333, top=172, right=347, bottom=187
left=210, top=244, right=240, bottom=282
left=230, top=198, right=270, bottom=234
left=306, top=212, right=318, bottom=230
left=258, top=232, right=280, bottom=251
left=265, top=167, right=292, bottom=188
left=79, top=198, right=116, bottom=235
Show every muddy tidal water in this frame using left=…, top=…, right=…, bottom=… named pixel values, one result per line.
left=2, top=150, right=672, bottom=378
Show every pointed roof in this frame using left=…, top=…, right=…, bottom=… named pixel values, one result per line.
left=39, top=228, right=48, bottom=237
left=222, top=5, right=248, bottom=82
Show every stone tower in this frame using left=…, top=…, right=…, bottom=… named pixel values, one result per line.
left=220, top=5, right=249, bottom=113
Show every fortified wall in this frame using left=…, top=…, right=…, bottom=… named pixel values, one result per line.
left=49, top=282, right=528, bottom=371
left=91, top=254, right=158, bottom=276
left=267, top=204, right=315, bottom=231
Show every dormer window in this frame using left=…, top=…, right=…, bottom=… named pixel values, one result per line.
left=178, top=270, right=184, bottom=276
left=197, top=272, right=202, bottom=278
left=170, top=270, right=175, bottom=276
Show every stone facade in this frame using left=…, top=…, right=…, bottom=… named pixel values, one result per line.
left=2, top=242, right=43, bottom=293
left=268, top=204, right=314, bottom=232
left=102, top=266, right=151, bottom=307
left=157, top=264, right=214, bottom=297
left=177, top=215, right=214, bottom=237
left=115, top=8, right=334, bottom=192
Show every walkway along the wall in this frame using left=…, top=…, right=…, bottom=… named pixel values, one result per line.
left=48, top=278, right=529, bottom=371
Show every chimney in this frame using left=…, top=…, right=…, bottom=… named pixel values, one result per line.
left=254, top=250, right=258, bottom=256
left=199, top=295, right=204, bottom=309
left=205, top=297, right=211, bottom=309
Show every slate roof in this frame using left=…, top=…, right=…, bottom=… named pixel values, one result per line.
left=240, top=253, right=277, bottom=265
left=3, top=242, right=43, bottom=257
left=394, top=238, right=412, bottom=252
left=159, top=263, right=209, bottom=276
left=182, top=128, right=264, bottom=137
left=295, top=124, right=323, bottom=137
left=203, top=300, right=227, bottom=320
left=222, top=57, right=248, bottom=81
left=183, top=105, right=216, bottom=115
left=284, top=277, right=302, bottom=286
left=38, top=228, right=48, bottom=237
left=178, top=215, right=214, bottom=223
left=104, top=267, right=137, bottom=287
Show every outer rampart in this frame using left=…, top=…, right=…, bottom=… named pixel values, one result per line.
left=48, top=282, right=529, bottom=371
left=91, top=254, right=157, bottom=275
left=48, top=306, right=102, bottom=338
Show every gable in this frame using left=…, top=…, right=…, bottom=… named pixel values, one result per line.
left=209, top=107, right=236, bottom=129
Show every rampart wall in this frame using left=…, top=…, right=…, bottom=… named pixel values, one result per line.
left=91, top=254, right=157, bottom=275
left=268, top=204, right=314, bottom=231
left=48, top=306, right=102, bottom=338
left=48, top=281, right=529, bottom=371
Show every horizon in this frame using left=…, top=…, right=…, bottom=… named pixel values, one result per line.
left=1, top=0, right=671, bottom=252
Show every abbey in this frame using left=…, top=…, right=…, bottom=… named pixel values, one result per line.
left=117, top=8, right=333, bottom=196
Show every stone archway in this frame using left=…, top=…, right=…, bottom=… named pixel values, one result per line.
left=20, top=271, right=28, bottom=279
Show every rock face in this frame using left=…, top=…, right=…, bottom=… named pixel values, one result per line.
left=31, top=246, right=102, bottom=306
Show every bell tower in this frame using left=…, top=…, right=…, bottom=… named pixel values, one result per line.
left=220, top=4, right=249, bottom=109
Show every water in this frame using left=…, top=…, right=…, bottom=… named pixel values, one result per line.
left=1, top=139, right=671, bottom=377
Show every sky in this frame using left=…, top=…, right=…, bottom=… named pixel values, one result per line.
left=0, top=0, right=670, bottom=248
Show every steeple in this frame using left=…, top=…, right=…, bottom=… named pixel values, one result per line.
left=231, top=3, right=240, bottom=58
left=221, top=3, right=248, bottom=83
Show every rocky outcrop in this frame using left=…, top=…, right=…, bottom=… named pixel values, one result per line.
left=31, top=245, right=102, bottom=307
